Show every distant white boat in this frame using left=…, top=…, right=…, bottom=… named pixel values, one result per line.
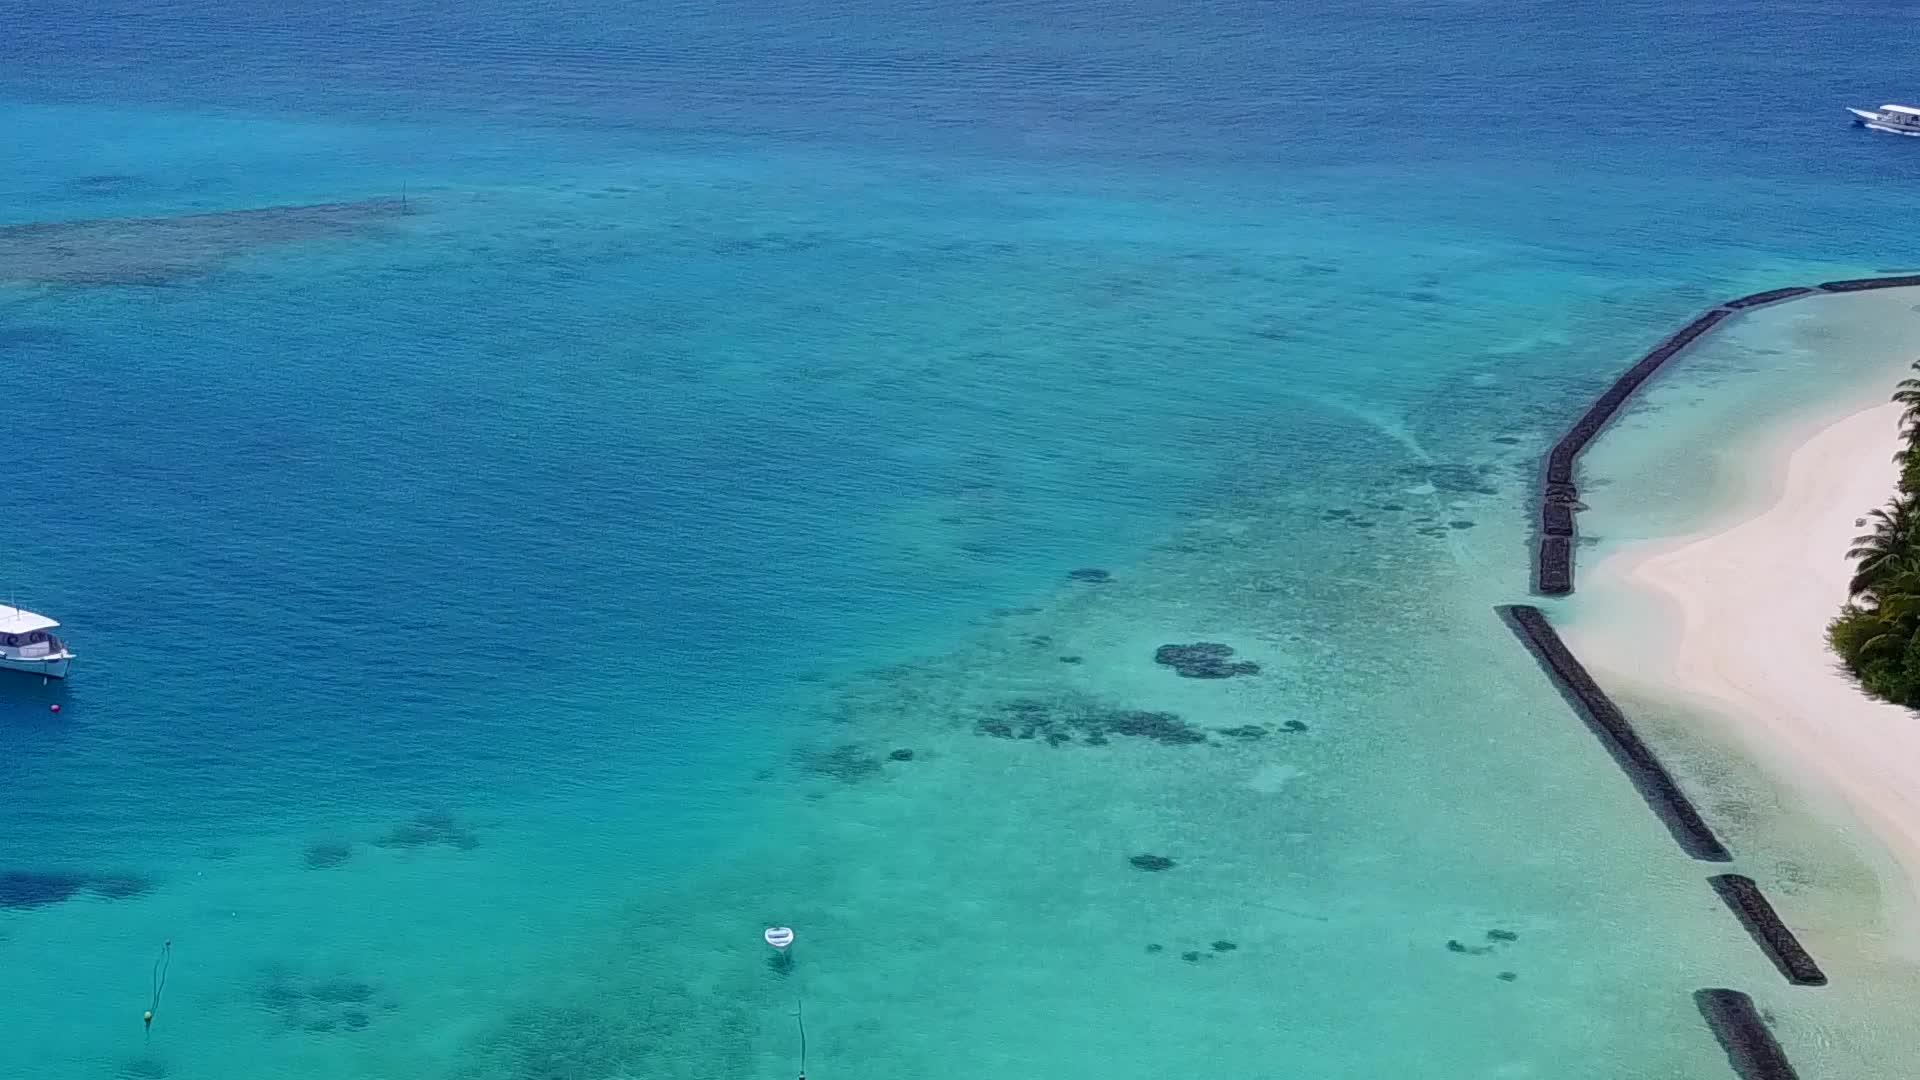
left=1849, top=104, right=1920, bottom=136
left=0, top=605, right=73, bottom=679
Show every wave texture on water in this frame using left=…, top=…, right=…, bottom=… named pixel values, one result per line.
left=4, top=1, right=1920, bottom=1078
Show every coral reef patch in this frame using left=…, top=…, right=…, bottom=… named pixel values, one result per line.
left=303, top=841, right=353, bottom=870
left=0, top=198, right=410, bottom=286
left=1153, top=642, right=1259, bottom=679
left=255, top=967, right=387, bottom=1035
left=798, top=743, right=884, bottom=784
left=975, top=696, right=1207, bottom=747
left=374, top=810, right=479, bottom=852
left=0, top=870, right=153, bottom=909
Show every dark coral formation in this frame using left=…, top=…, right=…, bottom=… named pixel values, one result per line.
left=887, top=748, right=915, bottom=762
left=1497, top=971, right=1518, bottom=982
left=1217, top=725, right=1267, bottom=740
left=256, top=968, right=384, bottom=1034
left=1450, top=930, right=1519, bottom=957
left=975, top=698, right=1206, bottom=747
left=1103, top=710, right=1205, bottom=744
left=304, top=841, right=353, bottom=870
left=1426, top=462, right=1500, bottom=497
left=470, top=1003, right=669, bottom=1080
left=798, top=743, right=883, bottom=784
left=115, top=1056, right=168, bottom=1080
left=74, top=173, right=144, bottom=193
left=1282, top=720, right=1309, bottom=732
left=454, top=972, right=755, bottom=1080
left=1067, top=568, right=1112, bottom=583
left=1153, top=642, right=1259, bottom=679
left=1181, top=951, right=1203, bottom=962
left=1129, top=854, right=1175, bottom=872
left=1210, top=940, right=1238, bottom=952
left=0, top=870, right=152, bottom=909
left=374, top=811, right=478, bottom=852
left=88, top=875, right=152, bottom=899
left=0, top=198, right=410, bottom=286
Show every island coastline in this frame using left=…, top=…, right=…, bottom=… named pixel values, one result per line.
left=1566, top=394, right=1920, bottom=959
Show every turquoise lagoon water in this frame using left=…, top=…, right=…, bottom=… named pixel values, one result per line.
left=1568, top=288, right=1920, bottom=1077
left=5, top=1, right=1920, bottom=1076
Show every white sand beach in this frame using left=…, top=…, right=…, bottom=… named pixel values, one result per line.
left=1570, top=398, right=1920, bottom=922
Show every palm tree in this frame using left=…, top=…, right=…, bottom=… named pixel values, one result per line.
left=1848, top=494, right=1920, bottom=599
left=1853, top=616, right=1910, bottom=667
left=1872, top=577, right=1920, bottom=624
left=1829, top=366, right=1920, bottom=700
left=1893, top=358, right=1920, bottom=430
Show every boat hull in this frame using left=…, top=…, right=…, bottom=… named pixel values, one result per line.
left=0, top=654, right=71, bottom=679
left=1849, top=108, right=1920, bottom=135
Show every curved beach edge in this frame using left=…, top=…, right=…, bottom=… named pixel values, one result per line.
left=1533, top=274, right=1920, bottom=596
left=1505, top=284, right=1920, bottom=1077
left=1570, top=399, right=1920, bottom=938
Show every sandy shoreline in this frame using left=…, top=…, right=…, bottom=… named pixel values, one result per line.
left=1569, top=397, right=1920, bottom=932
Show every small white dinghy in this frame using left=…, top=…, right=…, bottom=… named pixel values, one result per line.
left=1849, top=104, right=1920, bottom=136
left=0, top=604, right=73, bottom=679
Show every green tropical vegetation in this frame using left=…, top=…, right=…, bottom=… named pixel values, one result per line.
left=1830, top=363, right=1920, bottom=703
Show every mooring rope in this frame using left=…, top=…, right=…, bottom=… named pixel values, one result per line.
left=796, top=991, right=808, bottom=1080
left=145, top=940, right=171, bottom=1038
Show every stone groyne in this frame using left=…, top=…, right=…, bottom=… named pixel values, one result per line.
left=1694, top=989, right=1802, bottom=1080
left=1709, top=874, right=1828, bottom=987
left=1504, top=277, right=1920, bottom=1076
left=1497, top=604, right=1731, bottom=862
left=1534, top=274, right=1920, bottom=595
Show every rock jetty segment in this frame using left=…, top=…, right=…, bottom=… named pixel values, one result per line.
left=1708, top=874, right=1827, bottom=987
left=1533, top=275, right=1920, bottom=595
left=1694, top=989, right=1802, bottom=1080
left=1497, top=605, right=1731, bottom=862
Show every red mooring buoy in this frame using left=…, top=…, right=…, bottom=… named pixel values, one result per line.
left=49, top=703, right=60, bottom=713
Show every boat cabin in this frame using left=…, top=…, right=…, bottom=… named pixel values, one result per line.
left=1877, top=104, right=1920, bottom=127
left=0, top=606, right=65, bottom=658
left=0, top=603, right=72, bottom=678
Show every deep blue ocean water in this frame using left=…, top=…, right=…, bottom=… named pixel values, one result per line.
left=4, top=2, right=1920, bottom=1077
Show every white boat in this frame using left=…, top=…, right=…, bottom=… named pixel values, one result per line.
left=1849, top=104, right=1920, bottom=136
left=0, top=604, right=73, bottom=679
